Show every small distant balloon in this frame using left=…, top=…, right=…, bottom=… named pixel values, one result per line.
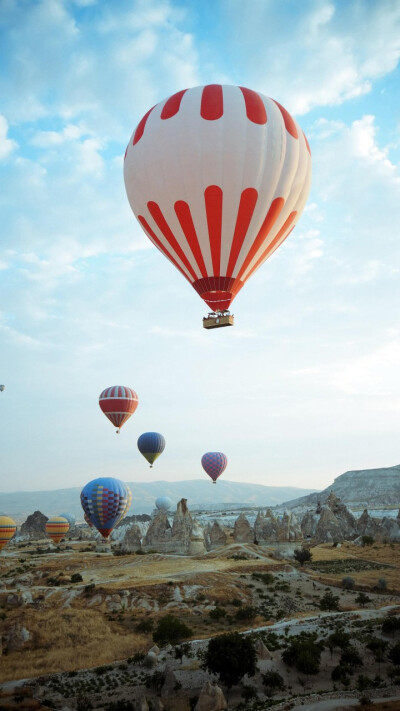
left=137, top=432, right=166, bottom=467
left=45, top=516, right=70, bottom=545
left=99, top=386, right=139, bottom=433
left=80, top=477, right=132, bottom=539
left=155, top=496, right=172, bottom=512
left=0, top=516, right=17, bottom=551
left=58, top=512, right=76, bottom=527
left=0, top=385, right=5, bottom=392
left=201, top=452, right=228, bottom=484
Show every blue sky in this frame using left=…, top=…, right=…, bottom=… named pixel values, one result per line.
left=0, top=0, right=399, bottom=494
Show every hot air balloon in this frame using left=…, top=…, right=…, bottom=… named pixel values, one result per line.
left=0, top=385, right=5, bottom=392
left=99, top=386, right=139, bottom=433
left=155, top=496, right=172, bottom=512
left=45, top=516, right=70, bottom=545
left=80, top=477, right=131, bottom=539
left=137, top=432, right=166, bottom=467
left=201, top=452, right=228, bottom=484
left=58, top=512, right=76, bottom=527
left=0, top=516, right=16, bottom=551
left=124, top=84, right=311, bottom=328
left=84, top=512, right=94, bottom=528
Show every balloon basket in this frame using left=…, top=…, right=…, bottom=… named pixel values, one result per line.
left=203, top=311, right=234, bottom=329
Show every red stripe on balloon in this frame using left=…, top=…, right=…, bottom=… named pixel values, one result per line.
left=303, top=131, right=311, bottom=155
left=272, top=100, right=298, bottom=139
left=239, top=87, right=267, bottom=124
left=226, top=188, right=258, bottom=277
left=246, top=211, right=297, bottom=280
left=205, top=186, right=223, bottom=275
left=138, top=215, right=193, bottom=284
left=174, top=200, right=208, bottom=278
left=201, top=84, right=223, bottom=120
left=236, top=197, right=285, bottom=281
left=161, top=89, right=187, bottom=119
left=147, top=202, right=198, bottom=281
left=133, top=106, right=156, bottom=145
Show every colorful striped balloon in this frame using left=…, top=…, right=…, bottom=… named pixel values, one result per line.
left=80, top=477, right=131, bottom=539
left=99, top=386, right=139, bottom=432
left=201, top=452, right=228, bottom=484
left=124, top=84, right=311, bottom=315
left=0, top=516, right=17, bottom=551
left=137, top=432, right=166, bottom=467
left=45, top=516, right=70, bottom=545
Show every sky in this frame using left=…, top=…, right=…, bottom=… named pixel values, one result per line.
left=0, top=0, right=399, bottom=495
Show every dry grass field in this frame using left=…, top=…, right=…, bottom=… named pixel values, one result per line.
left=1, top=538, right=400, bottom=695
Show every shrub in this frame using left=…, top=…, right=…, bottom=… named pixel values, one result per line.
left=382, top=616, right=400, bottom=635
left=356, top=592, right=371, bottom=608
left=282, top=633, right=322, bottom=675
left=252, top=572, right=275, bottom=585
left=262, top=670, right=285, bottom=695
left=153, top=615, right=192, bottom=646
left=362, top=535, right=374, bottom=546
left=135, top=618, right=154, bottom=633
left=293, top=547, right=312, bottom=566
left=389, top=641, right=400, bottom=666
left=209, top=606, right=227, bottom=620
left=71, top=573, right=83, bottom=583
left=241, top=684, right=258, bottom=700
left=377, top=578, right=387, bottom=591
left=77, top=697, right=93, bottom=711
left=235, top=605, right=257, bottom=621
left=105, top=703, right=134, bottom=711
left=342, top=576, right=355, bottom=590
left=331, top=665, right=350, bottom=683
left=145, top=670, right=166, bottom=692
left=341, top=646, right=363, bottom=667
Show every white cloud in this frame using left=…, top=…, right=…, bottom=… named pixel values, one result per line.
left=0, top=115, right=17, bottom=159
left=221, top=0, right=400, bottom=113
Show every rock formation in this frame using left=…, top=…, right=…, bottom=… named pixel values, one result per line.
left=120, top=524, right=142, bottom=553
left=207, top=520, right=227, bottom=548
left=233, top=513, right=254, bottom=542
left=169, top=498, right=193, bottom=553
left=19, top=510, right=48, bottom=539
left=188, top=520, right=206, bottom=555
left=194, top=681, right=227, bottom=710
left=143, top=510, right=171, bottom=552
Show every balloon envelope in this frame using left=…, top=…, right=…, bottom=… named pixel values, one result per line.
left=137, top=432, right=166, bottom=467
left=80, top=477, right=131, bottom=539
left=0, top=385, right=5, bottom=392
left=124, top=84, right=311, bottom=313
left=99, top=386, right=139, bottom=431
left=0, top=516, right=16, bottom=551
left=201, top=452, right=228, bottom=483
left=45, top=516, right=70, bottom=544
left=155, top=496, right=172, bottom=512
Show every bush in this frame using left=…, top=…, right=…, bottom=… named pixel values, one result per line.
left=356, top=592, right=371, bottom=607
left=377, top=578, right=387, bottom=590
left=262, top=670, right=285, bottom=695
left=293, top=547, right=312, bottom=566
left=77, top=697, right=93, bottom=711
left=389, top=641, right=400, bottom=666
left=203, top=632, right=257, bottom=688
left=145, top=670, right=166, bottom=692
left=331, top=665, right=350, bottom=683
left=105, top=702, right=134, bottom=711
left=235, top=605, right=257, bottom=621
left=71, top=573, right=83, bottom=583
left=341, top=646, right=363, bottom=667
left=135, top=618, right=153, bottom=633
left=342, top=576, right=355, bottom=590
left=209, top=606, right=227, bottom=620
left=153, top=615, right=192, bottom=646
left=252, top=572, right=275, bottom=585
left=382, top=616, right=400, bottom=635
left=282, top=633, right=322, bottom=675
left=362, top=535, right=374, bottom=546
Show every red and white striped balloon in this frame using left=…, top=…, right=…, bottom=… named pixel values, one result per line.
left=124, top=84, right=311, bottom=313
left=99, top=386, right=139, bottom=432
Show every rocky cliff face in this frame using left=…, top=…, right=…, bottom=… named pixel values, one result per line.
left=283, top=464, right=400, bottom=510
left=19, top=511, right=48, bottom=540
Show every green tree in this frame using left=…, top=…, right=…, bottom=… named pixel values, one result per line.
left=340, top=646, right=363, bottom=667
left=282, top=633, right=322, bottom=675
left=382, top=616, right=400, bottom=636
left=356, top=592, right=371, bottom=608
left=202, top=632, right=257, bottom=689
left=152, top=615, right=192, bottom=646
left=362, top=535, right=374, bottom=546
left=293, top=547, right=312, bottom=566
left=327, top=628, right=351, bottom=658
left=319, top=590, right=340, bottom=611
left=389, top=642, right=400, bottom=666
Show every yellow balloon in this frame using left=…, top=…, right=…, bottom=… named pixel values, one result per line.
left=0, top=516, right=17, bottom=551
left=45, top=516, right=70, bottom=544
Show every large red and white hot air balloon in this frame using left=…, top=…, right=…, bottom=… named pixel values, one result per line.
left=99, top=386, right=139, bottom=433
left=124, top=84, right=311, bottom=326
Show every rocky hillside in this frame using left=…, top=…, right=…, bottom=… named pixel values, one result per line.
left=283, top=464, right=400, bottom=510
